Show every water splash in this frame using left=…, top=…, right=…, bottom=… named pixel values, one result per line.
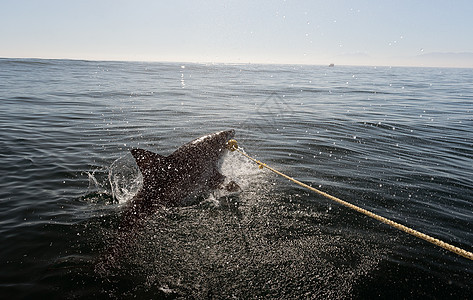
left=108, top=153, right=143, bottom=204
left=208, top=149, right=273, bottom=206
left=81, top=169, right=114, bottom=203
left=221, top=149, right=268, bottom=185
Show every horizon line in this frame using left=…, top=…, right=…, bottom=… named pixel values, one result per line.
left=1, top=55, right=472, bottom=70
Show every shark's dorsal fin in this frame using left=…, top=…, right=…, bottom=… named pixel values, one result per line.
left=131, top=148, right=166, bottom=176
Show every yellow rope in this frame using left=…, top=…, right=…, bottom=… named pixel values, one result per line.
left=227, top=139, right=473, bottom=261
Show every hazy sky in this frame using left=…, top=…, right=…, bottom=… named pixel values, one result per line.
left=2, top=0, right=473, bottom=67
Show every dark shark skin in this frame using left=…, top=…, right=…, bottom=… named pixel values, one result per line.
left=121, top=129, right=236, bottom=227
left=97, top=130, right=236, bottom=273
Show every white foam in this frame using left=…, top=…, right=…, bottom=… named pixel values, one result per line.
left=216, top=149, right=272, bottom=199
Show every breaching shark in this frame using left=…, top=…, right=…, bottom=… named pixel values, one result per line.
left=97, top=130, right=238, bottom=273
left=120, top=129, right=238, bottom=227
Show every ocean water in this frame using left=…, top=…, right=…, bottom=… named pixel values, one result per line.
left=0, top=58, right=472, bottom=299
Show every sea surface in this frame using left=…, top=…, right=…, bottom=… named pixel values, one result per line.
left=0, top=58, right=472, bottom=299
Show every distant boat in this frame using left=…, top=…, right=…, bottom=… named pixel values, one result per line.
left=329, top=63, right=335, bottom=67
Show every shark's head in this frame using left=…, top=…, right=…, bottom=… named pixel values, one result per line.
left=185, top=129, right=235, bottom=157
left=190, top=129, right=235, bottom=146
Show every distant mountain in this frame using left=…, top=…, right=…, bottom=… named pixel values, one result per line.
left=330, top=51, right=473, bottom=68
left=415, top=52, right=473, bottom=68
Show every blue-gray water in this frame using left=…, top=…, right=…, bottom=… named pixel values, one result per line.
left=1, top=58, right=472, bottom=299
